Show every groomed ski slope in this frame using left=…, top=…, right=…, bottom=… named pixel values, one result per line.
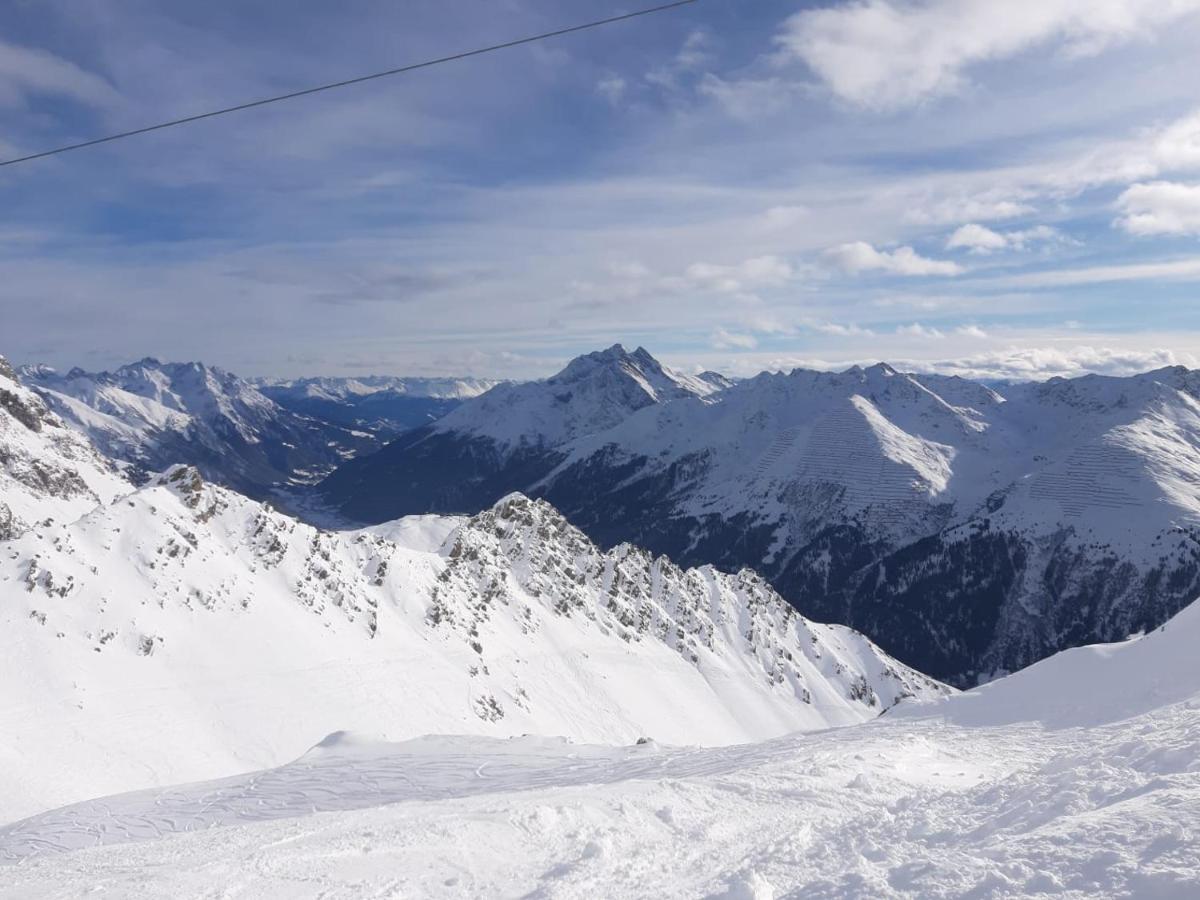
left=4, top=602, right=1199, bottom=898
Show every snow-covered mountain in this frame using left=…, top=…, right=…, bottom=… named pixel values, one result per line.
left=256, top=374, right=503, bottom=401
left=6, top=586, right=1198, bottom=897
left=319, top=344, right=730, bottom=521
left=0, top=356, right=129, bottom=540
left=320, top=349, right=1200, bottom=685
left=255, top=374, right=505, bottom=439
left=0, top=462, right=942, bottom=821
left=19, top=359, right=378, bottom=499
left=432, top=343, right=726, bottom=447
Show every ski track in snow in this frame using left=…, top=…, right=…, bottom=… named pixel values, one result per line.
left=2, top=703, right=1198, bottom=899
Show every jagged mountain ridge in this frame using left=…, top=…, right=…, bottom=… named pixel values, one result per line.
left=320, top=348, right=1200, bottom=684
left=0, top=356, right=129, bottom=540
left=255, top=374, right=506, bottom=440
left=19, top=358, right=380, bottom=499
left=0, top=461, right=942, bottom=820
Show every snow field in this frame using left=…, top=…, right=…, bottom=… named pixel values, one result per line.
left=2, top=700, right=1197, bottom=898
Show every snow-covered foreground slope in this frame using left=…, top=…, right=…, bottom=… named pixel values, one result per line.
left=5, top=608, right=1199, bottom=898
left=0, top=470, right=940, bottom=822
left=897, top=587, right=1200, bottom=730
left=0, top=356, right=129, bottom=539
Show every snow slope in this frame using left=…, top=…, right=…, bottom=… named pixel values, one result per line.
left=0, top=470, right=941, bottom=822
left=898, top=593, right=1200, bottom=730
left=19, top=358, right=376, bottom=497
left=0, top=355, right=129, bottom=539
left=4, top=600, right=1199, bottom=897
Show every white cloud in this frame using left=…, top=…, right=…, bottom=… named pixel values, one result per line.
left=607, top=260, right=652, bottom=279
left=777, top=0, right=1200, bottom=110
left=896, top=323, right=946, bottom=339
left=895, top=107, right=1200, bottom=230
left=946, top=224, right=1009, bottom=253
left=809, top=321, right=877, bottom=337
left=701, top=337, right=1200, bottom=383
left=1115, top=181, right=1200, bottom=235
left=947, top=223, right=1073, bottom=253
left=676, top=30, right=714, bottom=71
left=711, top=328, right=758, bottom=350
left=761, top=205, right=808, bottom=228
left=910, top=345, right=1186, bottom=381
left=686, top=255, right=795, bottom=293
left=596, top=75, right=627, bottom=105
left=956, top=325, right=989, bottom=338
left=1152, top=109, right=1200, bottom=171
left=825, top=241, right=964, bottom=276
left=697, top=74, right=797, bottom=120
left=646, top=29, right=715, bottom=92
left=996, top=257, right=1200, bottom=288
left=904, top=194, right=1036, bottom=225
left=0, top=39, right=120, bottom=109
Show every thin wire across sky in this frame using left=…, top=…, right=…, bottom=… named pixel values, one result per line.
left=0, top=0, right=698, bottom=169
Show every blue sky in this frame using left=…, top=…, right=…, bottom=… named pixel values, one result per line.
left=2, top=0, right=1200, bottom=380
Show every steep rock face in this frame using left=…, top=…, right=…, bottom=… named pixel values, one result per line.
left=320, top=351, right=1200, bottom=684
left=0, top=473, right=944, bottom=820
left=0, top=356, right=129, bottom=539
left=20, top=359, right=377, bottom=498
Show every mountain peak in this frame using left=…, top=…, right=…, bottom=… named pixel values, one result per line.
left=839, top=362, right=901, bottom=379
left=551, top=345, right=721, bottom=402
left=558, top=344, right=652, bottom=379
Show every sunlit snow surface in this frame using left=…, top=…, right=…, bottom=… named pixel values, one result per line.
left=4, top=609, right=1200, bottom=898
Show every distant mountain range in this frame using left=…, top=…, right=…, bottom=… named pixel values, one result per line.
left=17, top=360, right=501, bottom=502
left=317, top=344, right=1200, bottom=685
left=254, top=374, right=505, bottom=440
